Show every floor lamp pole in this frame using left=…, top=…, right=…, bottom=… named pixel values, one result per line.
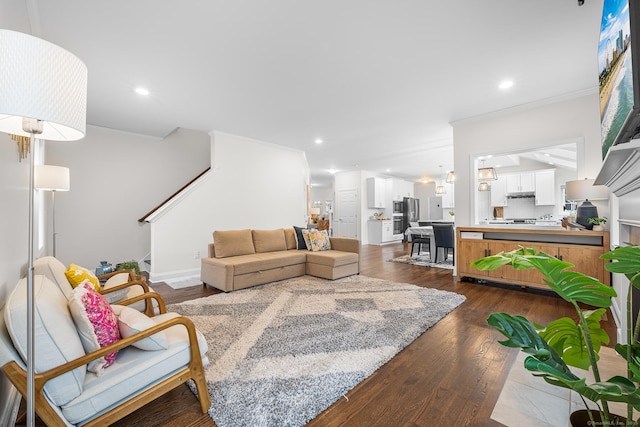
left=52, top=190, right=57, bottom=257
left=26, top=133, right=36, bottom=427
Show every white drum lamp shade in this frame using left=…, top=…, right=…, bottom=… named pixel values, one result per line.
left=0, top=29, right=87, bottom=140
left=35, top=165, right=70, bottom=191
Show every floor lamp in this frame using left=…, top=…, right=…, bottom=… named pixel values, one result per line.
left=0, top=30, right=87, bottom=426
left=35, top=165, right=70, bottom=257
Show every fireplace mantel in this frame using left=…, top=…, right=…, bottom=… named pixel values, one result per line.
left=595, top=139, right=640, bottom=197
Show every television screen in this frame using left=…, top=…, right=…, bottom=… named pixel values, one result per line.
left=599, top=0, right=633, bottom=159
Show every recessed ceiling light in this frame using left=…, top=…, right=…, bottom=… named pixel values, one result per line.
left=328, top=169, right=337, bottom=174
left=498, top=80, right=514, bottom=90
left=135, top=87, right=150, bottom=96
left=386, top=168, right=391, bottom=173
left=315, top=139, right=323, bottom=144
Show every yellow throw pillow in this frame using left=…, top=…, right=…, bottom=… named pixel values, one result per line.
left=65, top=264, right=100, bottom=291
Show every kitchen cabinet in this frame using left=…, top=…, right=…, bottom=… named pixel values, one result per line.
left=391, top=178, right=414, bottom=201
left=368, top=220, right=395, bottom=245
left=367, top=177, right=386, bottom=208
left=490, top=175, right=508, bottom=207
left=441, top=183, right=454, bottom=208
left=505, top=172, right=535, bottom=194
left=456, top=227, right=610, bottom=289
left=534, top=169, right=555, bottom=206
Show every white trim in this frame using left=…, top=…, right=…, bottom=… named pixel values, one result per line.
left=149, top=267, right=200, bottom=284
left=450, top=88, right=597, bottom=126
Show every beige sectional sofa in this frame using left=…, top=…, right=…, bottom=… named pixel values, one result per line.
left=201, top=228, right=360, bottom=292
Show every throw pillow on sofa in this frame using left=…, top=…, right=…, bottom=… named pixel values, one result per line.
left=293, top=226, right=308, bottom=250
left=301, top=229, right=332, bottom=252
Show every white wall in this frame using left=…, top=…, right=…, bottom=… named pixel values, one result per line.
left=452, top=93, right=603, bottom=226
left=45, top=126, right=210, bottom=269
left=0, top=134, right=29, bottom=301
left=148, top=131, right=309, bottom=282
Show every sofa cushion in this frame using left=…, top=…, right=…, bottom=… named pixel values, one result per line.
left=292, top=226, right=308, bottom=250
left=306, top=250, right=359, bottom=267
left=111, top=305, right=168, bottom=351
left=252, top=229, right=287, bottom=253
left=60, top=312, right=209, bottom=425
left=213, top=251, right=308, bottom=276
left=5, top=275, right=86, bottom=406
left=302, top=229, right=332, bottom=252
left=68, top=283, right=121, bottom=375
left=284, top=228, right=297, bottom=250
left=214, top=229, right=256, bottom=258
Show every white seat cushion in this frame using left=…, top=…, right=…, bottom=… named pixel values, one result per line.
left=5, top=275, right=86, bottom=406
left=60, top=312, right=209, bottom=425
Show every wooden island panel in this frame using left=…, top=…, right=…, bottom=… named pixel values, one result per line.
left=457, top=226, right=610, bottom=290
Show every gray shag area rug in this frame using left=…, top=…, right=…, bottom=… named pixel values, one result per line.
left=167, top=274, right=465, bottom=427
left=387, top=253, right=454, bottom=270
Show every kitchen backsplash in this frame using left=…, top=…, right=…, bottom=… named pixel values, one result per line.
left=501, top=198, right=555, bottom=219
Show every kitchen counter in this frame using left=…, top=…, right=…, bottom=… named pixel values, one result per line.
left=456, top=226, right=610, bottom=289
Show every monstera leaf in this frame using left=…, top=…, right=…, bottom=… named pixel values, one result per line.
left=602, top=246, right=640, bottom=288
left=537, top=309, right=609, bottom=370
left=488, top=313, right=640, bottom=408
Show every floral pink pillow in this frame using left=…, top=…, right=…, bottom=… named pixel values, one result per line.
left=68, top=281, right=121, bottom=375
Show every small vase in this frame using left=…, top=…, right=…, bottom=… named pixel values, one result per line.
left=592, top=225, right=604, bottom=232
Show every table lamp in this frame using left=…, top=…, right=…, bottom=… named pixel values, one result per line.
left=565, top=178, right=609, bottom=230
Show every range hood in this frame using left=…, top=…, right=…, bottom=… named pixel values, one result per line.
left=506, top=193, right=535, bottom=199
left=595, top=139, right=640, bottom=196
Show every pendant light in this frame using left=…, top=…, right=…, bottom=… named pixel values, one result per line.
left=478, top=159, right=497, bottom=181
left=445, top=171, right=456, bottom=183
left=478, top=181, right=491, bottom=191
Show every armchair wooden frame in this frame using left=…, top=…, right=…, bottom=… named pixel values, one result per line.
left=2, top=293, right=210, bottom=426
left=97, top=269, right=155, bottom=316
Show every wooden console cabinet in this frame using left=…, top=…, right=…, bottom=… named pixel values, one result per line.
left=456, top=226, right=610, bottom=290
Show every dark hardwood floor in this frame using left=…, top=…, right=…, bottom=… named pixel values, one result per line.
left=18, top=242, right=617, bottom=426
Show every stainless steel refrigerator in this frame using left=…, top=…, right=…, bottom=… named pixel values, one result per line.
left=402, top=197, right=420, bottom=240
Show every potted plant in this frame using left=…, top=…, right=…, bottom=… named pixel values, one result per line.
left=589, top=217, right=608, bottom=231
left=472, top=245, right=640, bottom=426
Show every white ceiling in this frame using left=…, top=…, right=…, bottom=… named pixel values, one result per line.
left=1, top=0, right=602, bottom=186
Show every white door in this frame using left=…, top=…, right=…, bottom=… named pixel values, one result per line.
left=336, top=188, right=358, bottom=238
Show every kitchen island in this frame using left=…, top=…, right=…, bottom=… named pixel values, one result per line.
left=456, top=225, right=610, bottom=290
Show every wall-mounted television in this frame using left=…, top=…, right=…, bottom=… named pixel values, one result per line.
left=599, top=0, right=640, bottom=159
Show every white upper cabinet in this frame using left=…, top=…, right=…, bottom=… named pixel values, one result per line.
left=534, top=169, right=555, bottom=206
left=391, top=178, right=414, bottom=201
left=367, top=177, right=387, bottom=208
left=506, top=172, right=535, bottom=193
left=490, top=175, right=508, bottom=207
left=441, top=183, right=454, bottom=208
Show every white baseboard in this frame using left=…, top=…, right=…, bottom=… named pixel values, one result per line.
left=149, top=267, right=200, bottom=284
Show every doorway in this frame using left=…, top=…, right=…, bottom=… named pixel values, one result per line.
left=335, top=189, right=358, bottom=238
